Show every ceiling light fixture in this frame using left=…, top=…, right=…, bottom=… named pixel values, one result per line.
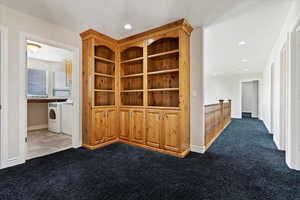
left=241, top=59, right=248, bottom=63
left=238, top=41, right=246, bottom=46
left=27, top=42, right=41, bottom=54
left=124, top=24, right=132, bottom=30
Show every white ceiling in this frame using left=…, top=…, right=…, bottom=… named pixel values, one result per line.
left=204, top=0, right=292, bottom=76
left=27, top=40, right=73, bottom=62
left=0, top=0, right=293, bottom=74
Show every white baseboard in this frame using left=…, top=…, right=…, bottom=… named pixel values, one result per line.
left=274, top=136, right=285, bottom=151
left=1, top=156, right=25, bottom=169
left=73, top=144, right=82, bottom=149
left=287, top=159, right=300, bottom=171
left=261, top=119, right=271, bottom=133
left=191, top=145, right=206, bottom=154
left=27, top=124, right=48, bottom=131
left=232, top=115, right=241, bottom=119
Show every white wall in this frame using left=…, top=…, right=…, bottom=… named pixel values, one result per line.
left=28, top=58, right=65, bottom=72
left=204, top=73, right=262, bottom=119
left=262, top=0, right=300, bottom=170
left=190, top=27, right=205, bottom=153
left=0, top=3, right=81, bottom=167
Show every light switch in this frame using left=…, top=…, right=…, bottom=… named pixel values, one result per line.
left=192, top=91, right=198, bottom=97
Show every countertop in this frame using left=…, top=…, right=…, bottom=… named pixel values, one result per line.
left=27, top=97, right=68, bottom=103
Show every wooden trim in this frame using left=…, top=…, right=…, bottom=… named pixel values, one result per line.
left=121, top=73, right=144, bottom=78
left=148, top=88, right=179, bottom=92
left=148, top=49, right=179, bottom=58
left=82, top=138, right=119, bottom=150
left=121, top=57, right=143, bottom=64
left=205, top=120, right=231, bottom=151
left=204, top=100, right=232, bottom=148
left=94, top=72, right=114, bottom=78
left=148, top=68, right=179, bottom=75
left=119, top=19, right=193, bottom=44
left=120, top=139, right=190, bottom=158
left=95, top=56, right=115, bottom=63
left=80, top=29, right=117, bottom=43
left=121, top=89, right=143, bottom=93
left=147, top=106, right=180, bottom=110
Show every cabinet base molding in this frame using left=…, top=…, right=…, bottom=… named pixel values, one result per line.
left=120, top=139, right=190, bottom=158
left=82, top=138, right=119, bottom=150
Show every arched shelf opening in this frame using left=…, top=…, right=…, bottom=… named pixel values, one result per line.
left=120, top=46, right=144, bottom=107
left=121, top=46, right=143, bottom=61
left=95, top=45, right=115, bottom=61
left=148, top=37, right=179, bottom=56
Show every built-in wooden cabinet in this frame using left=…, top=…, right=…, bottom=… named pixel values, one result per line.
left=146, top=110, right=180, bottom=152
left=130, top=110, right=145, bottom=144
left=81, top=19, right=192, bottom=157
left=106, top=109, right=118, bottom=141
left=93, top=109, right=106, bottom=143
left=161, top=111, right=180, bottom=152
left=92, top=108, right=118, bottom=146
left=146, top=110, right=161, bottom=148
left=119, top=110, right=130, bottom=140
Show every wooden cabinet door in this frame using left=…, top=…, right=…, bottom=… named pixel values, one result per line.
left=131, top=110, right=144, bottom=144
left=120, top=109, right=130, bottom=140
left=106, top=109, right=118, bottom=141
left=93, top=109, right=106, bottom=144
left=146, top=110, right=161, bottom=148
left=162, top=111, right=180, bottom=152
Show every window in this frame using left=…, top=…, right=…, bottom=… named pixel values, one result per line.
left=27, top=69, right=47, bottom=96
left=53, top=71, right=71, bottom=97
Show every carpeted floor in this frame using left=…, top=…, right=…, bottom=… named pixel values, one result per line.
left=0, top=119, right=299, bottom=200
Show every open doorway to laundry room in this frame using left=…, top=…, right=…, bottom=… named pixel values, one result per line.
left=26, top=40, right=74, bottom=159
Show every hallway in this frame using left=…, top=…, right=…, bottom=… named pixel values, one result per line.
left=0, top=119, right=299, bottom=200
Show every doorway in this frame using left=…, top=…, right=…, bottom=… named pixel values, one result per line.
left=0, top=26, right=8, bottom=168
left=26, top=40, right=74, bottom=159
left=241, top=80, right=259, bottom=119
left=270, top=63, right=275, bottom=133
left=19, top=33, right=81, bottom=162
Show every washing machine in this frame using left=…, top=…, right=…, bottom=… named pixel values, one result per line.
left=48, top=103, right=62, bottom=133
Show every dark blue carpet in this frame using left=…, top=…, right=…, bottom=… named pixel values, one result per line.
left=0, top=119, right=299, bottom=200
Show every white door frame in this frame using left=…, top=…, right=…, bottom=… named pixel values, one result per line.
left=279, top=40, right=289, bottom=151
left=287, top=18, right=300, bottom=171
left=19, top=32, right=81, bottom=162
left=270, top=63, right=275, bottom=134
left=0, top=26, right=8, bottom=169
left=239, top=79, right=262, bottom=119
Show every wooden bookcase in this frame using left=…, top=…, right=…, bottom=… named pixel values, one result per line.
left=81, top=19, right=193, bottom=157
left=94, top=45, right=116, bottom=106
left=120, top=43, right=144, bottom=107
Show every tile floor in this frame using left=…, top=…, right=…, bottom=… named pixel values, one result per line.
left=27, top=129, right=72, bottom=160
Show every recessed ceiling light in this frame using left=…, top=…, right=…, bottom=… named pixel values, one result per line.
left=124, top=24, right=132, bottom=30
left=239, top=41, right=246, bottom=46
left=241, top=59, right=248, bottom=63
